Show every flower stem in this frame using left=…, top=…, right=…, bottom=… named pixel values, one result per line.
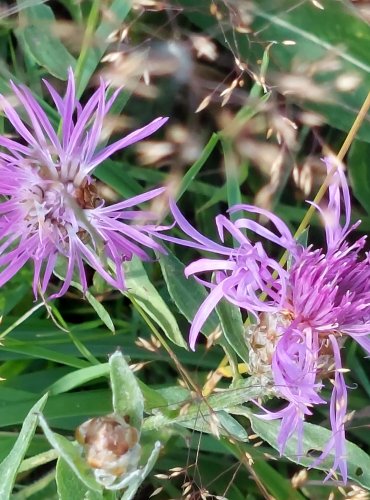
left=278, top=90, right=370, bottom=269
left=74, top=0, right=101, bottom=96
left=298, top=91, right=370, bottom=231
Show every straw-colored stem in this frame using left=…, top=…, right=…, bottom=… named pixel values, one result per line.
left=296, top=91, right=370, bottom=236
left=279, top=90, right=370, bottom=269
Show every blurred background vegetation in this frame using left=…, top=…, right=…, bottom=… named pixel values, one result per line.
left=0, top=0, right=369, bottom=498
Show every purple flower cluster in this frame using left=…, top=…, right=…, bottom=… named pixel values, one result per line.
left=0, top=69, right=167, bottom=297
left=165, top=159, right=370, bottom=482
left=0, top=69, right=367, bottom=483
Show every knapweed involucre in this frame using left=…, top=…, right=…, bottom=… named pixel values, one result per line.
left=0, top=69, right=167, bottom=297
left=167, top=159, right=370, bottom=482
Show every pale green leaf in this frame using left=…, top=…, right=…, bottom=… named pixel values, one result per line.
left=124, top=256, right=186, bottom=349
left=47, top=363, right=110, bottom=396
left=38, top=414, right=102, bottom=493
left=109, top=351, right=144, bottom=431
left=15, top=4, right=75, bottom=79
left=0, top=393, right=48, bottom=500
left=247, top=410, right=370, bottom=488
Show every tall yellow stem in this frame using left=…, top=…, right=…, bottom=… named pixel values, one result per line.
left=279, top=90, right=370, bottom=268
left=295, top=91, right=370, bottom=237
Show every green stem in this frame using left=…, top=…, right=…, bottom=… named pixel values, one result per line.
left=74, top=0, right=101, bottom=95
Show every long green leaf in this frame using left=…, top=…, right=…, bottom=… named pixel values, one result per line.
left=2, top=341, right=89, bottom=369
left=124, top=256, right=187, bottom=348
left=38, top=414, right=102, bottom=492
left=0, top=393, right=48, bottom=499
left=221, top=138, right=242, bottom=218
left=144, top=378, right=267, bottom=431
left=177, top=133, right=219, bottom=200
left=216, top=299, right=249, bottom=364
left=0, top=390, right=111, bottom=428
left=247, top=410, right=370, bottom=488
left=64, top=278, right=115, bottom=333
left=47, top=363, right=110, bottom=396
left=158, top=249, right=219, bottom=338
left=179, top=409, right=249, bottom=441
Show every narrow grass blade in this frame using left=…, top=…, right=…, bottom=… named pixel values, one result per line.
left=0, top=393, right=48, bottom=499
left=177, top=133, right=219, bottom=200
left=47, top=363, right=110, bottom=396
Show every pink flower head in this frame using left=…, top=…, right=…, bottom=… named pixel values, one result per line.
left=167, top=158, right=370, bottom=482
left=0, top=69, right=168, bottom=297
left=162, top=198, right=298, bottom=349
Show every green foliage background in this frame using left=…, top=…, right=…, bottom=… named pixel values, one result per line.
left=0, top=0, right=369, bottom=498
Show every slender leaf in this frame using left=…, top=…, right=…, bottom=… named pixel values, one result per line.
left=68, top=279, right=115, bottom=333
left=144, top=378, right=267, bottom=431
left=0, top=390, right=112, bottom=428
left=177, top=133, right=219, bottom=200
left=124, top=256, right=187, bottom=349
left=247, top=410, right=370, bottom=489
left=2, top=341, right=90, bottom=369
left=19, top=449, right=58, bottom=473
left=38, top=414, right=102, bottom=492
left=179, top=410, right=249, bottom=441
left=47, top=363, right=110, bottom=396
left=216, top=299, right=249, bottom=364
left=0, top=393, right=48, bottom=499
left=158, top=248, right=219, bottom=338
left=221, top=137, right=243, bottom=220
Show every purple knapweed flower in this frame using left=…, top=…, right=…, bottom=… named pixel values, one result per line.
left=162, top=199, right=299, bottom=349
left=0, top=69, right=168, bottom=297
left=166, top=158, right=370, bottom=482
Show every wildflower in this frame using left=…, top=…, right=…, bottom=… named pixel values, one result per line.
left=167, top=158, right=370, bottom=481
left=0, top=69, right=167, bottom=297
left=162, top=199, right=298, bottom=349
